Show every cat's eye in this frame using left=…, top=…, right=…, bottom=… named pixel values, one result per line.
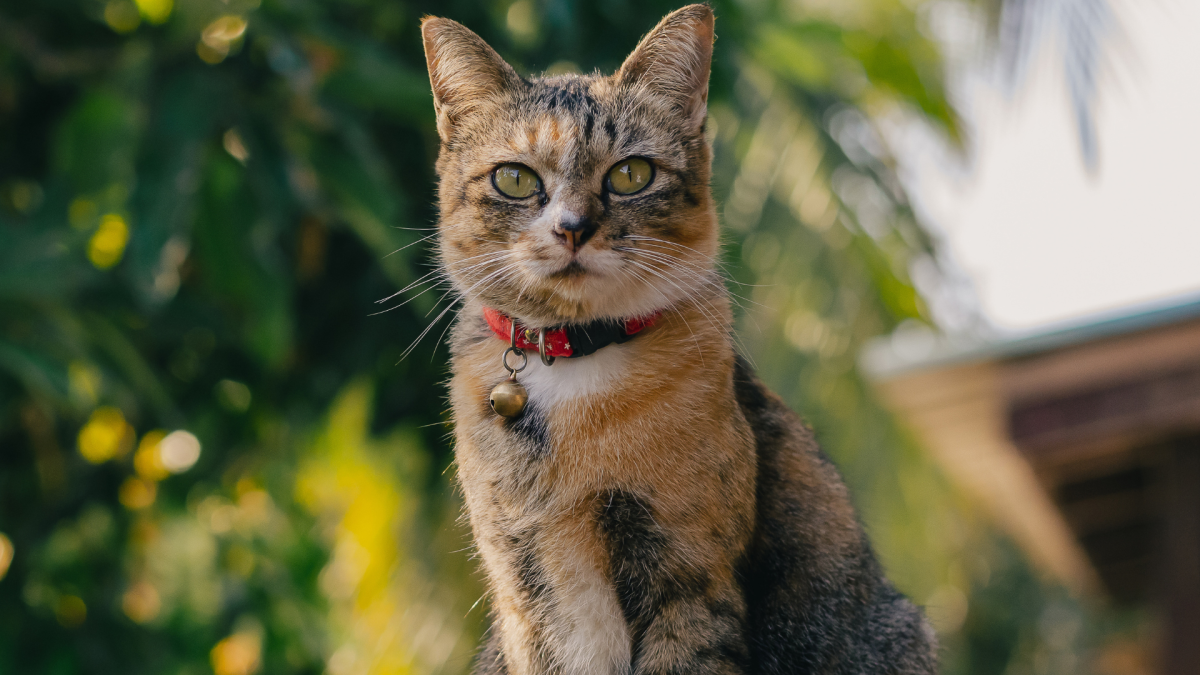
left=492, top=164, right=542, bottom=199
left=606, top=158, right=654, bottom=195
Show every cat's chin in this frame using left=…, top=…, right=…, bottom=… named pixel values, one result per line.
left=537, top=278, right=679, bottom=326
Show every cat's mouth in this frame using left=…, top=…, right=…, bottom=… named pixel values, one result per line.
left=547, top=261, right=587, bottom=278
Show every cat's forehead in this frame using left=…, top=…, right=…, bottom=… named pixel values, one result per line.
left=466, top=75, right=686, bottom=173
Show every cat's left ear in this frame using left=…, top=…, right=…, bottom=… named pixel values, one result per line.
left=617, top=4, right=715, bottom=132
left=421, top=17, right=522, bottom=142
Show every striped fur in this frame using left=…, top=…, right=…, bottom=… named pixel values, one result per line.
left=421, top=6, right=938, bottom=674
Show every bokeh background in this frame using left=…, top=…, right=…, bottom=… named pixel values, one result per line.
left=0, top=0, right=1177, bottom=673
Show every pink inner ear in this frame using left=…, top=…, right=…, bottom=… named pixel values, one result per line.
left=421, top=17, right=521, bottom=140
left=617, top=6, right=714, bottom=128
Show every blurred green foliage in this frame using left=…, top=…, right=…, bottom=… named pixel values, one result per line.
left=0, top=0, right=1132, bottom=673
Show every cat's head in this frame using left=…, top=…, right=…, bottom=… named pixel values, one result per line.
left=422, top=5, right=717, bottom=326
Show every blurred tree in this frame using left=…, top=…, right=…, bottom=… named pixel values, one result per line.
left=0, top=0, right=1127, bottom=673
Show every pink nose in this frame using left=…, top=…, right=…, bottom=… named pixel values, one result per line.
left=553, top=214, right=598, bottom=253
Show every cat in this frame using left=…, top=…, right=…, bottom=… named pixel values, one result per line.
left=420, top=5, right=938, bottom=674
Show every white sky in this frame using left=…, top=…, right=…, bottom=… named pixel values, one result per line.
left=908, top=0, right=1200, bottom=332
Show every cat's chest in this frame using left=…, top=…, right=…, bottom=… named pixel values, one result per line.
left=482, top=344, right=637, bottom=489
left=513, top=341, right=632, bottom=409
left=452, top=330, right=723, bottom=496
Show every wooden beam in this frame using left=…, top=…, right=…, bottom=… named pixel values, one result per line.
left=1002, top=319, right=1200, bottom=403
left=1008, top=365, right=1200, bottom=455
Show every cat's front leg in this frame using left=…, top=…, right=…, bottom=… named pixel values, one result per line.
left=598, top=490, right=751, bottom=675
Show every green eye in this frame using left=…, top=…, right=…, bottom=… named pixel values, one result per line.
left=606, top=158, right=654, bottom=195
left=492, top=164, right=541, bottom=199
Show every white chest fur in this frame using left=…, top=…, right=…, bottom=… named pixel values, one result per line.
left=516, top=340, right=631, bottom=409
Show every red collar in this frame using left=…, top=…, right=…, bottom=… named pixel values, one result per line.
left=482, top=307, right=659, bottom=358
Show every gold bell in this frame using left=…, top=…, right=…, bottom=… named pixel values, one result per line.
left=490, top=376, right=528, bottom=418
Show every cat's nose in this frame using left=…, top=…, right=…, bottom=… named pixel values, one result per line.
left=552, top=214, right=598, bottom=254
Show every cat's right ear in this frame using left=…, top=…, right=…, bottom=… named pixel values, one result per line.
left=421, top=17, right=521, bottom=142
left=617, top=4, right=715, bottom=133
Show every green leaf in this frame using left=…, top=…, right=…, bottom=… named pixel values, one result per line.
left=52, top=91, right=143, bottom=195
left=322, top=41, right=433, bottom=123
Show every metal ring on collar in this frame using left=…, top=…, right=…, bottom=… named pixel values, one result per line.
left=502, top=321, right=528, bottom=374
left=537, top=329, right=556, bottom=366
left=502, top=347, right=528, bottom=374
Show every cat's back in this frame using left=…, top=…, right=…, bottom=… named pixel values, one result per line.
left=732, top=357, right=938, bottom=674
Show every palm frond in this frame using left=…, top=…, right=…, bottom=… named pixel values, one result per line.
left=987, top=0, right=1117, bottom=167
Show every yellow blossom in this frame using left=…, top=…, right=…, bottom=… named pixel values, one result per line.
left=88, top=213, right=130, bottom=269
left=211, top=626, right=262, bottom=675
left=134, top=0, right=172, bottom=24
left=134, top=430, right=169, bottom=481
left=78, top=407, right=133, bottom=463
left=0, top=533, right=13, bottom=581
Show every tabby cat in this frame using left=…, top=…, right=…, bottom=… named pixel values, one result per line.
left=420, top=5, right=938, bottom=674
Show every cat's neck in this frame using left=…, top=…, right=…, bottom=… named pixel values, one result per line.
left=453, top=290, right=734, bottom=413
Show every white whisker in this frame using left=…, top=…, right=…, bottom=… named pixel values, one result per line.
left=382, top=231, right=439, bottom=259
